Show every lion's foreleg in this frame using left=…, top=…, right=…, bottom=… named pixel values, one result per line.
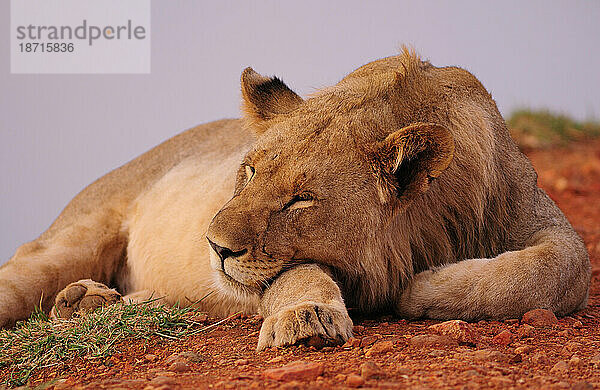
left=257, top=264, right=353, bottom=350
left=396, top=227, right=590, bottom=320
left=0, top=210, right=126, bottom=327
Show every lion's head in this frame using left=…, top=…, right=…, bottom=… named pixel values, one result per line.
left=206, top=50, right=455, bottom=310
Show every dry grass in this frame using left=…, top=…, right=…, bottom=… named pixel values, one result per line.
left=508, top=109, right=600, bottom=149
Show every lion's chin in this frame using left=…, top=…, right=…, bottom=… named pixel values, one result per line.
left=213, top=269, right=263, bottom=302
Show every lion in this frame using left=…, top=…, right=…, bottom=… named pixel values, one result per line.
left=0, top=48, right=590, bottom=350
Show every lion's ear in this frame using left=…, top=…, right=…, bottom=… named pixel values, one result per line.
left=240, top=67, right=303, bottom=135
left=375, top=123, right=455, bottom=200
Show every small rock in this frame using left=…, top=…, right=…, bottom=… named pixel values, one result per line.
left=572, top=320, right=583, bottom=328
left=353, top=325, right=365, bottom=333
left=168, top=360, right=190, bottom=373
left=464, top=369, right=480, bottom=377
left=504, top=319, right=519, bottom=325
left=471, top=349, right=508, bottom=362
left=553, top=382, right=571, bottom=389
left=518, top=324, right=535, bottom=338
left=360, top=335, right=378, bottom=347
left=514, top=345, right=532, bottom=355
left=560, top=341, right=583, bottom=356
left=557, top=329, right=572, bottom=337
left=264, top=361, right=324, bottom=381
left=521, top=309, right=558, bottom=327
left=346, top=374, right=365, bottom=388
left=572, top=381, right=594, bottom=390
left=268, top=356, right=285, bottom=364
left=235, top=359, right=249, bottom=366
left=508, top=353, right=523, bottom=363
left=569, top=355, right=582, bottom=368
left=149, top=376, right=177, bottom=387
left=334, top=374, right=346, bottom=381
left=530, top=352, right=550, bottom=365
left=343, top=337, right=361, bottom=348
left=429, top=349, right=445, bottom=357
left=166, top=351, right=206, bottom=364
left=360, top=361, right=384, bottom=379
left=143, top=354, right=158, bottom=363
left=550, top=360, right=568, bottom=375
left=428, top=320, right=479, bottom=344
left=408, top=334, right=458, bottom=348
left=365, top=340, right=394, bottom=357
left=492, top=330, right=515, bottom=345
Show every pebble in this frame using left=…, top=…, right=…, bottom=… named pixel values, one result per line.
left=360, top=361, right=384, bottom=379
left=521, top=309, right=558, bottom=327
left=149, top=376, right=177, bottom=387
left=346, top=374, right=365, bottom=387
left=264, top=361, right=324, bottom=381
left=530, top=352, right=550, bottom=365
left=514, top=345, right=532, bottom=355
left=166, top=351, right=206, bottom=364
left=334, top=374, right=346, bottom=381
left=492, top=330, right=515, bottom=345
left=234, top=358, right=249, bottom=366
left=557, top=329, right=572, bottom=337
left=550, top=360, right=568, bottom=374
left=572, top=320, right=583, bottom=328
left=168, top=360, right=190, bottom=373
left=360, top=335, right=378, bottom=347
left=343, top=337, right=361, bottom=348
left=365, top=340, right=394, bottom=357
left=143, top=354, right=158, bottom=363
left=471, top=349, right=508, bottom=362
left=429, top=349, right=446, bottom=357
left=560, top=341, right=583, bottom=356
left=573, top=381, right=594, bottom=390
left=409, top=334, right=458, bottom=348
left=569, top=355, right=583, bottom=368
left=267, top=356, right=285, bottom=364
left=353, top=325, right=365, bottom=333
left=428, top=320, right=479, bottom=344
left=517, top=324, right=535, bottom=338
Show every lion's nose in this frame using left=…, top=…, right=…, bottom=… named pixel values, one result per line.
left=207, top=238, right=247, bottom=268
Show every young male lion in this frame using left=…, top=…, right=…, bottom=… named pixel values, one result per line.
left=0, top=49, right=590, bottom=350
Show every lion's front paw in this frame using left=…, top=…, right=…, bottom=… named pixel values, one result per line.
left=50, top=279, right=122, bottom=320
left=257, top=301, right=353, bottom=351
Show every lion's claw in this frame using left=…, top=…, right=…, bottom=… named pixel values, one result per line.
left=257, top=301, right=352, bottom=351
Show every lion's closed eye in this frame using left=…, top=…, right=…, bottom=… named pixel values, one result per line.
left=283, top=193, right=315, bottom=211
left=245, top=165, right=255, bottom=183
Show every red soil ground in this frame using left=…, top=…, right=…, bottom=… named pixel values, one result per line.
left=28, top=140, right=600, bottom=389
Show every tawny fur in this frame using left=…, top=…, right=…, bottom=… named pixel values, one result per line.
left=0, top=49, right=590, bottom=349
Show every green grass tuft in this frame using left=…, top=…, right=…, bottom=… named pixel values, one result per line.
left=0, top=300, right=214, bottom=387
left=508, top=109, right=600, bottom=149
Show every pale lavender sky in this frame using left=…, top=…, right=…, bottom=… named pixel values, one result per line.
left=1, top=0, right=599, bottom=262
